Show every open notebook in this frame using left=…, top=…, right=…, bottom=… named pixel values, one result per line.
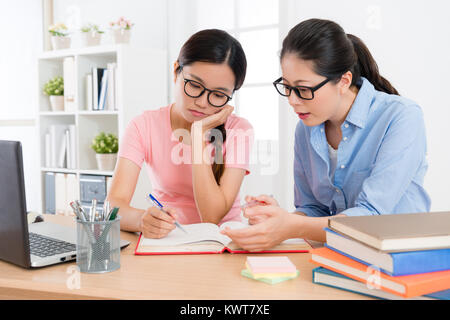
left=135, top=221, right=311, bottom=255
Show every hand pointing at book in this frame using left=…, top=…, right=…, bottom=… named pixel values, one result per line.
left=140, top=206, right=178, bottom=239
left=221, top=206, right=297, bottom=251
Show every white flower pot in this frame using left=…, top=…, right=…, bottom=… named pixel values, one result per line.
left=51, top=36, right=71, bottom=50
left=112, top=29, right=131, bottom=44
left=81, top=32, right=102, bottom=47
left=49, top=95, right=64, bottom=111
left=95, top=153, right=117, bottom=171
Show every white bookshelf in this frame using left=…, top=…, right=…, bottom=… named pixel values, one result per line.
left=37, top=44, right=167, bottom=213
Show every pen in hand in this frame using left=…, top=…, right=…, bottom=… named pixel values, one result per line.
left=146, top=193, right=188, bottom=234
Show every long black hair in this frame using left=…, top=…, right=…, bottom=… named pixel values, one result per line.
left=280, top=18, right=399, bottom=95
left=176, top=29, right=247, bottom=184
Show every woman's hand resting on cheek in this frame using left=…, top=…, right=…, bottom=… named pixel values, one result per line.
left=191, top=105, right=234, bottom=134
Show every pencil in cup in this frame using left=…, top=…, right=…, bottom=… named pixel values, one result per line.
left=145, top=194, right=188, bottom=234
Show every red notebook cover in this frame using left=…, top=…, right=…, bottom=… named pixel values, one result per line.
left=134, top=233, right=311, bottom=255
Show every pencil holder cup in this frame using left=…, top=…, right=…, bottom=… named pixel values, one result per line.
left=76, top=216, right=121, bottom=273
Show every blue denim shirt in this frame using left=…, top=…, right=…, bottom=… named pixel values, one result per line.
left=294, top=77, right=431, bottom=217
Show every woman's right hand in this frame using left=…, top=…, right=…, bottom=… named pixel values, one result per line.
left=243, top=194, right=279, bottom=225
left=140, top=206, right=178, bottom=239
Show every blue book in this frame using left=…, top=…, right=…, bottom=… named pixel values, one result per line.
left=313, top=267, right=450, bottom=300
left=44, top=172, right=55, bottom=214
left=325, top=228, right=450, bottom=276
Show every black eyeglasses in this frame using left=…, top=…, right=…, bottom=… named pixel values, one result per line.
left=273, top=77, right=331, bottom=100
left=181, top=71, right=233, bottom=108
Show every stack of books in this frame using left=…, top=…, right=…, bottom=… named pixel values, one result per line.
left=241, top=256, right=299, bottom=285
left=310, top=212, right=450, bottom=300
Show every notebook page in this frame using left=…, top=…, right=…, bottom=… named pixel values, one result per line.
left=141, top=223, right=231, bottom=246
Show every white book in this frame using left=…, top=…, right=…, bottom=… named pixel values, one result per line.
left=54, top=173, right=67, bottom=215
left=106, top=63, right=116, bottom=111
left=57, top=132, right=67, bottom=168
left=98, top=69, right=108, bottom=111
left=63, top=57, right=76, bottom=112
left=106, top=176, right=113, bottom=197
left=69, top=125, right=76, bottom=169
left=45, top=133, right=51, bottom=167
left=85, top=73, right=93, bottom=110
left=65, top=130, right=71, bottom=169
left=114, top=65, right=119, bottom=111
left=65, top=174, right=78, bottom=216
left=92, top=67, right=99, bottom=110
left=49, top=124, right=68, bottom=168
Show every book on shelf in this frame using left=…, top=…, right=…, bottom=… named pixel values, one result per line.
left=135, top=221, right=311, bottom=255
left=49, top=173, right=78, bottom=215
left=88, top=65, right=118, bottom=111
left=48, top=124, right=68, bottom=168
left=44, top=172, right=55, bottom=214
left=106, top=62, right=117, bottom=111
left=85, top=73, right=93, bottom=110
left=328, top=211, right=450, bottom=252
left=46, top=124, right=76, bottom=169
left=92, top=67, right=106, bottom=110
left=63, top=57, right=76, bottom=112
left=325, top=227, right=450, bottom=276
left=44, top=133, right=51, bottom=168
left=98, top=69, right=108, bottom=111
left=312, top=267, right=450, bottom=300
left=310, top=247, right=450, bottom=298
left=57, top=131, right=67, bottom=168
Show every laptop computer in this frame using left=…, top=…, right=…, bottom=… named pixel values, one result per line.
left=0, top=140, right=129, bottom=268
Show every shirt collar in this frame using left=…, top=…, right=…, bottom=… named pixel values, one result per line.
left=344, top=77, right=376, bottom=129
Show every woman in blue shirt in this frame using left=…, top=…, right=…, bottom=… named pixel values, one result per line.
left=221, top=18, right=431, bottom=248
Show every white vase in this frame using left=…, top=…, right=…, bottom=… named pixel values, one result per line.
left=49, top=95, right=64, bottom=111
left=51, top=36, right=71, bottom=50
left=112, top=29, right=131, bottom=44
left=95, top=153, right=117, bottom=171
left=81, top=31, right=102, bottom=47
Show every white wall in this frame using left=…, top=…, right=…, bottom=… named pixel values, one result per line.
left=4, top=0, right=449, bottom=212
left=282, top=0, right=450, bottom=211
left=0, top=0, right=42, bottom=212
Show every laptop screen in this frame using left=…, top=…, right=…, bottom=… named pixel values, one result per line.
left=0, top=140, right=31, bottom=268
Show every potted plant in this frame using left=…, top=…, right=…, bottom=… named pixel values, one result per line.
left=91, top=132, right=119, bottom=171
left=109, top=17, right=134, bottom=44
left=81, top=23, right=104, bottom=47
left=48, top=23, right=71, bottom=50
left=43, top=76, right=64, bottom=111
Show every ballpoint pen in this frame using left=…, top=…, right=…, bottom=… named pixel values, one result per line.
left=146, top=193, right=188, bottom=234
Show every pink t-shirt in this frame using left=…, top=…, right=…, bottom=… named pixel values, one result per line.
left=118, top=104, right=254, bottom=225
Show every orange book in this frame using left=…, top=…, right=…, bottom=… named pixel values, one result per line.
left=310, top=247, right=450, bottom=298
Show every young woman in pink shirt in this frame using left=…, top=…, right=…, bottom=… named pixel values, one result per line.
left=107, top=29, right=253, bottom=239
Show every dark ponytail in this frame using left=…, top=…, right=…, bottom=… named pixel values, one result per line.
left=176, top=29, right=247, bottom=185
left=346, top=34, right=398, bottom=95
left=281, top=19, right=399, bottom=95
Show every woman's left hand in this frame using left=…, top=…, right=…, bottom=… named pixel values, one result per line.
left=191, top=105, right=234, bottom=133
left=220, top=205, right=298, bottom=251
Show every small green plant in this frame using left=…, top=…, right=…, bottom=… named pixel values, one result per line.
left=48, top=23, right=69, bottom=37
left=43, top=76, right=64, bottom=96
left=81, top=23, right=104, bottom=34
left=91, top=132, right=118, bottom=154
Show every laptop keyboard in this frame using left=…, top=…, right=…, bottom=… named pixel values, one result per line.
left=29, top=232, right=76, bottom=258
